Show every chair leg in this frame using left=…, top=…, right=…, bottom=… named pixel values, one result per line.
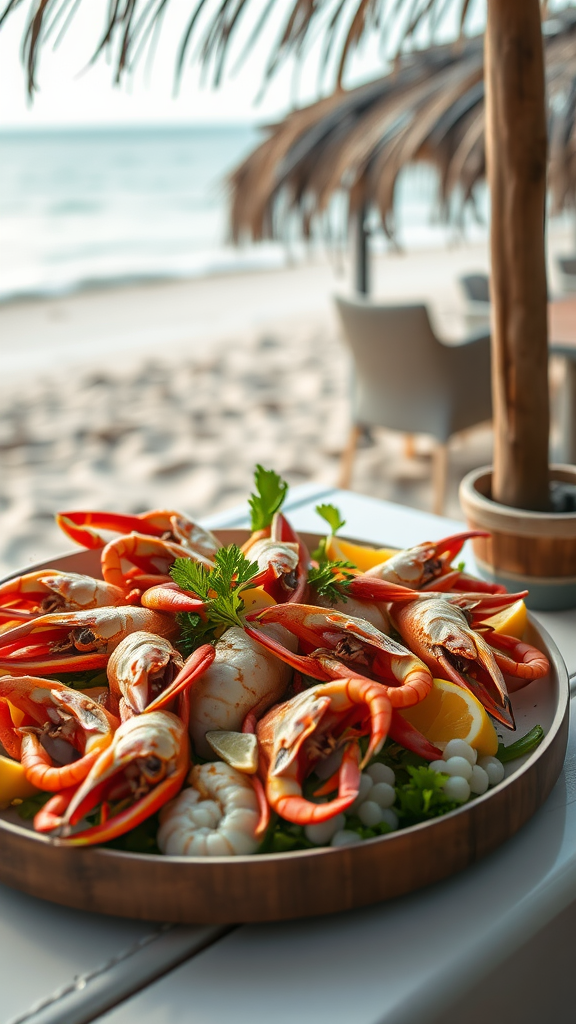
left=432, top=442, right=448, bottom=516
left=404, top=434, right=416, bottom=459
left=338, top=424, right=361, bottom=490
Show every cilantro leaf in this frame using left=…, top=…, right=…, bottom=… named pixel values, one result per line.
left=308, top=560, right=356, bottom=603
left=170, top=559, right=211, bottom=599
left=171, top=545, right=260, bottom=654
left=248, top=465, right=288, bottom=530
left=316, top=503, right=346, bottom=535
left=394, top=765, right=459, bottom=825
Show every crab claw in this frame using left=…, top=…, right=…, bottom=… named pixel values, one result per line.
left=0, top=675, right=118, bottom=791
left=0, top=570, right=129, bottom=623
left=0, top=606, right=179, bottom=674
left=54, top=711, right=189, bottom=845
left=391, top=597, right=516, bottom=729
left=257, top=674, right=391, bottom=824
left=107, top=631, right=183, bottom=718
left=242, top=513, right=309, bottom=604
left=347, top=575, right=527, bottom=607
left=143, top=644, right=216, bottom=716
left=363, top=531, right=491, bottom=588
left=101, top=533, right=213, bottom=591
left=140, top=582, right=206, bottom=614
left=56, top=509, right=220, bottom=562
left=246, top=604, right=433, bottom=707
left=477, top=629, right=550, bottom=687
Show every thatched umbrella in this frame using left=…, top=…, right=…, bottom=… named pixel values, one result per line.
left=0, top=0, right=564, bottom=510
left=229, top=11, right=576, bottom=292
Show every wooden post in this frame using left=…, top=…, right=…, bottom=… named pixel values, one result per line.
left=485, top=1, right=550, bottom=510
left=355, top=202, right=369, bottom=295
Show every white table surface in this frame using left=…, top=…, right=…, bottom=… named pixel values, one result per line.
left=2, top=485, right=575, bottom=1024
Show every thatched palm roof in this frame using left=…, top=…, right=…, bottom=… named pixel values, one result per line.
left=3, top=1, right=574, bottom=244
left=229, top=9, right=576, bottom=243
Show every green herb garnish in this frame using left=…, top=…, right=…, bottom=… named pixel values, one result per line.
left=307, top=560, right=356, bottom=603
left=394, top=765, right=459, bottom=825
left=312, top=503, right=346, bottom=563
left=17, top=792, right=52, bottom=820
left=497, top=724, right=544, bottom=763
left=316, top=503, right=346, bottom=535
left=248, top=465, right=288, bottom=531
left=171, top=544, right=259, bottom=653
left=257, top=818, right=316, bottom=854
left=55, top=669, right=109, bottom=690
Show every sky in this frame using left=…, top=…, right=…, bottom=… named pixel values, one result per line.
left=0, top=0, right=487, bottom=129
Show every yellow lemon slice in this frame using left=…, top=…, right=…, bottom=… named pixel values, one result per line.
left=482, top=599, right=527, bottom=641
left=0, top=755, right=38, bottom=810
left=241, top=587, right=276, bottom=614
left=325, top=536, right=399, bottom=572
left=206, top=731, right=259, bottom=773
left=400, top=678, right=499, bottom=757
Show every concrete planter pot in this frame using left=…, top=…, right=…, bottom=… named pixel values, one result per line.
left=459, top=465, right=576, bottom=610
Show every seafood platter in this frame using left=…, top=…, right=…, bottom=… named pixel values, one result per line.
left=0, top=468, right=568, bottom=923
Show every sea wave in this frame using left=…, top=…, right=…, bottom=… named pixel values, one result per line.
left=0, top=124, right=489, bottom=303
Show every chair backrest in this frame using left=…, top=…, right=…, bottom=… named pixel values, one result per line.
left=334, top=295, right=491, bottom=441
left=459, top=273, right=490, bottom=304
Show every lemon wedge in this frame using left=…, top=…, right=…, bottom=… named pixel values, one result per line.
left=241, top=587, right=277, bottom=614
left=482, top=599, right=527, bottom=640
left=325, top=536, right=399, bottom=572
left=206, top=731, right=259, bottom=773
left=400, top=678, right=499, bottom=757
left=0, top=755, right=38, bottom=810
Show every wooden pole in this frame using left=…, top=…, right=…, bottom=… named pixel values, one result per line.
left=355, top=202, right=369, bottom=295
left=485, top=0, right=550, bottom=511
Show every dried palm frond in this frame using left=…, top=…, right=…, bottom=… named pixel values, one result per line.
left=228, top=9, right=576, bottom=243
left=0, top=0, right=481, bottom=96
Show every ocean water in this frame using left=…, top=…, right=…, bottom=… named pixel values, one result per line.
left=0, top=124, right=488, bottom=302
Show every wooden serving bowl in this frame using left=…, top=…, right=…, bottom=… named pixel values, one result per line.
left=0, top=531, right=569, bottom=924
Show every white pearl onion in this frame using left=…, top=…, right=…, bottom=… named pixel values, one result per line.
left=478, top=756, right=505, bottom=786
left=331, top=830, right=360, bottom=847
left=443, top=756, right=473, bottom=781
left=429, top=760, right=448, bottom=773
left=366, top=763, right=395, bottom=786
left=443, top=776, right=471, bottom=802
left=304, top=814, right=346, bottom=846
left=469, top=765, right=489, bottom=795
left=358, top=801, right=384, bottom=827
left=443, top=739, right=477, bottom=765
left=380, top=809, right=399, bottom=831
left=367, top=782, right=396, bottom=809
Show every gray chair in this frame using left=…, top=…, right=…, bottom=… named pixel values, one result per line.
left=557, top=256, right=576, bottom=292
left=335, top=296, right=492, bottom=515
left=460, top=274, right=490, bottom=303
left=459, top=274, right=491, bottom=333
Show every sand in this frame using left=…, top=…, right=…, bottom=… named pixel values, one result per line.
left=0, top=231, right=571, bottom=577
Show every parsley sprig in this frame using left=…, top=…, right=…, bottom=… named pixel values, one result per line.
left=309, top=502, right=355, bottom=602
left=307, top=560, right=356, bottom=602
left=316, top=503, right=346, bottom=534
left=171, top=545, right=259, bottom=653
left=312, top=503, right=346, bottom=563
left=248, top=465, right=289, bottom=531
left=394, top=765, right=459, bottom=825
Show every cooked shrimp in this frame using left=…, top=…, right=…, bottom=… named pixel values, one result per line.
left=157, top=761, right=260, bottom=856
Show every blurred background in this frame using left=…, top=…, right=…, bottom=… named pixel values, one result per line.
left=1, top=0, right=574, bottom=575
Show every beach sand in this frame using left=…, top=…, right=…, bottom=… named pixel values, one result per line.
left=0, top=233, right=571, bottom=577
